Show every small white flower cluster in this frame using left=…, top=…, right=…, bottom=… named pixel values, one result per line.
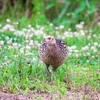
left=68, top=40, right=99, bottom=60
left=62, top=29, right=86, bottom=39
left=0, top=19, right=99, bottom=65
left=76, top=22, right=84, bottom=29
left=2, top=24, right=15, bottom=32
left=0, top=40, right=4, bottom=46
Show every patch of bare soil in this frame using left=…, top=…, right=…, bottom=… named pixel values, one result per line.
left=0, top=91, right=51, bottom=100
left=0, top=92, right=30, bottom=100
left=0, top=84, right=100, bottom=100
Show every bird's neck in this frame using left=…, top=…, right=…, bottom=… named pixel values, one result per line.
left=47, top=44, right=57, bottom=51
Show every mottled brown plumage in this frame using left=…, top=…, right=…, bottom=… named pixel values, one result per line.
left=39, top=36, right=68, bottom=75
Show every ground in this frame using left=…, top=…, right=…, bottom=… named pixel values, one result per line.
left=0, top=85, right=100, bottom=100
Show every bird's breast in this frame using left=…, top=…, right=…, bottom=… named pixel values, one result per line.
left=43, top=50, right=64, bottom=66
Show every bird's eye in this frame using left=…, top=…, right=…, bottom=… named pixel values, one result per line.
left=48, top=37, right=51, bottom=40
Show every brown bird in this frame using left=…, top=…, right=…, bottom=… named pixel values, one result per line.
left=39, top=36, right=68, bottom=75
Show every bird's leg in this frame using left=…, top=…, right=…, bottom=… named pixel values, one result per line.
left=46, top=64, right=50, bottom=75
left=52, top=66, right=57, bottom=72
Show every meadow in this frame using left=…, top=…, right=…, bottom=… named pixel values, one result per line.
left=0, top=19, right=100, bottom=100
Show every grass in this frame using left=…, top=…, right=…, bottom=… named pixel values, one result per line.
left=0, top=20, right=100, bottom=99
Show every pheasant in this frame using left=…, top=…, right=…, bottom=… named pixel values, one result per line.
left=39, top=36, right=68, bottom=75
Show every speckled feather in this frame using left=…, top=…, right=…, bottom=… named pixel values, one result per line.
left=39, top=37, right=68, bottom=73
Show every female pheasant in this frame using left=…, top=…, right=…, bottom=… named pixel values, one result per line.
left=39, top=36, right=68, bottom=75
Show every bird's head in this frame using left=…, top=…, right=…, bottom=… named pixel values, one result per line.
left=44, top=36, right=56, bottom=46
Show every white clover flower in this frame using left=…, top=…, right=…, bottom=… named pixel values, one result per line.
left=91, top=56, right=95, bottom=59
left=30, top=40, right=33, bottom=43
left=68, top=46, right=71, bottom=50
left=32, top=58, right=37, bottom=61
left=14, top=55, right=18, bottom=58
left=81, top=47, right=85, bottom=51
left=20, top=48, right=24, bottom=54
left=9, top=27, right=15, bottom=32
left=62, top=36, right=65, bottom=39
left=87, top=52, right=90, bottom=56
left=76, top=24, right=83, bottom=29
left=85, top=30, right=88, bottom=33
left=57, top=34, right=61, bottom=38
left=50, top=23, right=53, bottom=26
left=6, top=19, right=10, bottom=22
left=93, top=34, right=97, bottom=38
left=37, top=43, right=40, bottom=47
left=73, top=31, right=78, bottom=37
left=29, top=41, right=33, bottom=47
left=27, top=29, right=31, bottom=33
left=36, top=25, right=40, bottom=28
left=8, top=46, right=13, bottom=49
left=13, top=22, right=19, bottom=25
left=88, top=43, right=91, bottom=46
left=68, top=53, right=72, bottom=56
left=94, top=42, right=98, bottom=46
left=33, top=41, right=39, bottom=45
left=2, top=24, right=14, bottom=31
left=87, top=60, right=89, bottom=63
left=80, top=21, right=85, bottom=25
left=26, top=45, right=31, bottom=50
left=19, top=44, right=21, bottom=48
left=14, top=38, right=17, bottom=41
left=22, top=28, right=27, bottom=32
left=34, top=30, right=43, bottom=35
left=7, top=39, right=12, bottom=45
left=40, top=26, right=44, bottom=31
left=97, top=22, right=100, bottom=25
left=71, top=45, right=77, bottom=49
left=12, top=43, right=18, bottom=49
left=68, top=28, right=71, bottom=31
left=14, top=30, right=24, bottom=36
left=25, top=50, right=32, bottom=56
left=80, top=30, right=85, bottom=36
left=27, top=34, right=33, bottom=38
left=64, top=31, right=68, bottom=35
left=89, top=30, right=92, bottom=33
left=81, top=32, right=85, bottom=36
left=26, top=40, right=29, bottom=43
left=13, top=43, right=18, bottom=46
left=93, top=49, right=97, bottom=53
left=67, top=34, right=72, bottom=38
left=84, top=46, right=89, bottom=51
left=59, top=25, right=64, bottom=29
left=30, top=27, right=35, bottom=32
left=55, top=26, right=59, bottom=30
left=69, top=49, right=73, bottom=52
left=75, top=54, right=79, bottom=58
left=0, top=40, right=4, bottom=45
left=74, top=50, right=79, bottom=53
left=28, top=24, right=32, bottom=28
left=83, top=53, right=86, bottom=57
left=91, top=46, right=95, bottom=50
left=87, top=35, right=91, bottom=39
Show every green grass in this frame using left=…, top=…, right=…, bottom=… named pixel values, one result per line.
left=0, top=21, right=100, bottom=99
